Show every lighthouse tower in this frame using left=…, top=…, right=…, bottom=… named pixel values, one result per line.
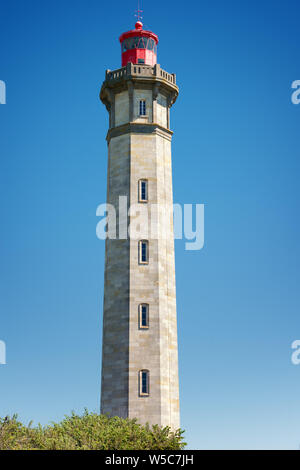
left=100, top=20, right=180, bottom=429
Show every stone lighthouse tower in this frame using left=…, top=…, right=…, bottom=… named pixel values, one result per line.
left=100, top=20, right=180, bottom=430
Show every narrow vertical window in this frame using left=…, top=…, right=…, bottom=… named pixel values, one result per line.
left=139, top=240, right=149, bottom=264
left=139, top=370, right=149, bottom=396
left=139, top=304, right=149, bottom=329
left=139, top=179, right=148, bottom=202
left=139, top=99, right=146, bottom=116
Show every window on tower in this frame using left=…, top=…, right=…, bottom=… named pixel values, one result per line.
left=139, top=99, right=146, bottom=116
left=139, top=179, right=148, bottom=202
left=139, top=370, right=150, bottom=396
left=139, top=240, right=149, bottom=264
left=139, top=304, right=149, bottom=329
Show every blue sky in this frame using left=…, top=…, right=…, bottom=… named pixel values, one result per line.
left=0, top=0, right=300, bottom=450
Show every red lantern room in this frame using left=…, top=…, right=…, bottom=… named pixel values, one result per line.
left=119, top=21, right=159, bottom=67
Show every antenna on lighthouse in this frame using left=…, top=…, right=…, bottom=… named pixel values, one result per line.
left=135, top=0, right=143, bottom=23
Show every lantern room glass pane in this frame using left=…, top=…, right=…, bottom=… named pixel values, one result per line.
left=122, top=36, right=157, bottom=53
left=147, top=39, right=154, bottom=51
left=138, top=37, right=146, bottom=48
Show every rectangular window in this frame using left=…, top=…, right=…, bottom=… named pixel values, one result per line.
left=139, top=240, right=149, bottom=264
left=139, top=370, right=149, bottom=396
left=139, top=179, right=148, bottom=202
left=139, top=100, right=146, bottom=116
left=139, top=304, right=149, bottom=329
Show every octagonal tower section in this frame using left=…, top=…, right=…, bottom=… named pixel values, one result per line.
left=100, top=56, right=179, bottom=430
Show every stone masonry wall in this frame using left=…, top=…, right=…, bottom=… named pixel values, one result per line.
left=101, top=70, right=180, bottom=429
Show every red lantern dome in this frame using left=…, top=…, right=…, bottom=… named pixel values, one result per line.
left=119, top=21, right=159, bottom=67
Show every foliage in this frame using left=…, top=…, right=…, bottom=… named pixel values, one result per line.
left=0, top=411, right=186, bottom=450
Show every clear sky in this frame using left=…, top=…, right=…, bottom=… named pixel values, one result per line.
left=0, top=0, right=300, bottom=450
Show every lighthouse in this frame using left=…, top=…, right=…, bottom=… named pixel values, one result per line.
left=100, top=19, right=180, bottom=430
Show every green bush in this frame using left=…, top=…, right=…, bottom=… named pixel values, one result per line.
left=0, top=411, right=186, bottom=450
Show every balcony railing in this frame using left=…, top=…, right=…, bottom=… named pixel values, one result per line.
left=105, top=63, right=176, bottom=86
